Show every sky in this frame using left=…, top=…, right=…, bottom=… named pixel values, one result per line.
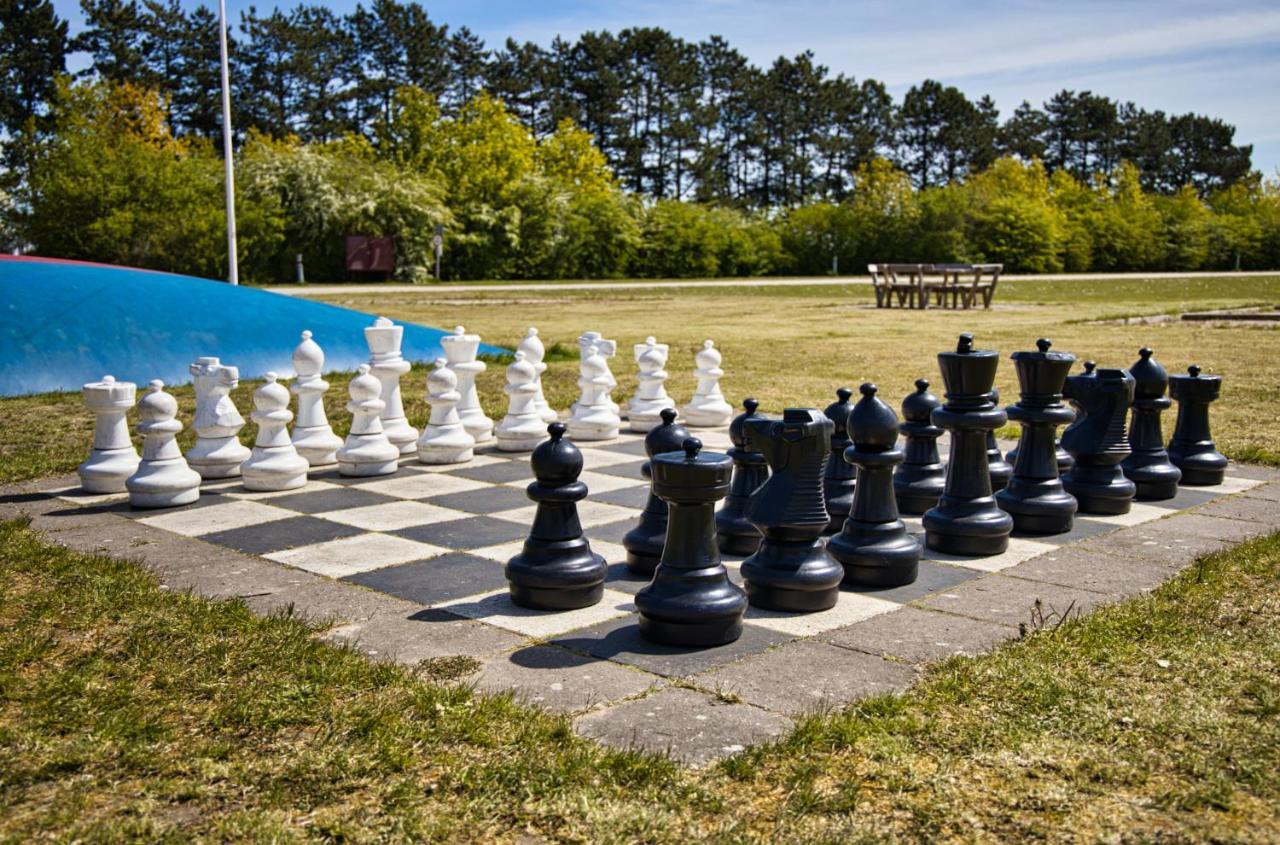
left=52, top=0, right=1280, bottom=176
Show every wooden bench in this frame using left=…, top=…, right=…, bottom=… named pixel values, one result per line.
left=869, top=263, right=1002, bottom=309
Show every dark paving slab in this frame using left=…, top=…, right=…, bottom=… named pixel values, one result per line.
left=602, top=561, right=654, bottom=595
left=585, top=518, right=637, bottom=546
left=590, top=458, right=649, bottom=478
left=200, top=515, right=362, bottom=555
left=824, top=605, right=1016, bottom=664
left=1191, top=494, right=1280, bottom=525
left=420, top=485, right=530, bottom=514
left=918, top=573, right=1117, bottom=628
left=474, top=645, right=660, bottom=713
left=593, top=485, right=652, bottom=510
left=551, top=616, right=790, bottom=679
left=575, top=686, right=791, bottom=766
left=260, top=486, right=400, bottom=514
left=1243, top=482, right=1280, bottom=503
left=1099, top=513, right=1271, bottom=565
left=699, top=640, right=917, bottom=716
left=448, top=460, right=535, bottom=483
left=844, top=560, right=981, bottom=604
left=345, top=553, right=509, bottom=606
left=391, top=516, right=528, bottom=550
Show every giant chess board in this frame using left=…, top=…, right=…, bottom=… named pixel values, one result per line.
left=51, top=426, right=1265, bottom=672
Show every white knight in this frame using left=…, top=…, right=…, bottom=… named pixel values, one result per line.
left=567, top=344, right=621, bottom=441
left=186, top=356, right=252, bottom=478
left=573, top=331, right=619, bottom=415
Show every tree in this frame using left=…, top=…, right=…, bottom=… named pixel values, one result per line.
left=74, top=0, right=146, bottom=83
left=998, top=101, right=1047, bottom=161
left=0, top=0, right=69, bottom=134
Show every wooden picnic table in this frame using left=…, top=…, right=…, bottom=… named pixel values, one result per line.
left=867, top=263, right=1003, bottom=309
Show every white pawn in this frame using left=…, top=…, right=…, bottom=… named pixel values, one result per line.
left=627, top=336, right=673, bottom=432
left=441, top=325, right=494, bottom=443
left=567, top=344, right=621, bottom=441
left=186, top=356, right=251, bottom=478
left=337, top=365, right=400, bottom=477
left=682, top=339, right=734, bottom=427
left=519, top=327, right=558, bottom=423
left=241, top=373, right=310, bottom=492
left=126, top=380, right=201, bottom=508
left=417, top=358, right=475, bottom=464
left=496, top=351, right=547, bottom=452
left=365, top=316, right=419, bottom=456
left=290, top=329, right=343, bottom=467
left=78, top=375, right=140, bottom=493
left=573, top=330, right=620, bottom=415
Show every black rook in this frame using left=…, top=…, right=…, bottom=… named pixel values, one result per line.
left=827, top=383, right=921, bottom=587
left=922, top=333, right=1014, bottom=556
left=1122, top=348, right=1181, bottom=499
left=505, top=423, right=608, bottom=609
left=996, top=339, right=1078, bottom=534
left=1167, top=365, right=1228, bottom=485
left=636, top=438, right=746, bottom=647
left=623, top=408, right=691, bottom=575
left=741, top=409, right=844, bottom=611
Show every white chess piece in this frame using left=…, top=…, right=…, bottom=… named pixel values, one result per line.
left=572, top=331, right=619, bottom=415
left=337, top=365, right=401, bottom=477
left=290, top=330, right=343, bottom=467
left=518, top=327, right=558, bottom=423
left=365, top=316, right=419, bottom=455
left=626, top=336, right=673, bottom=432
left=682, top=339, right=734, bottom=427
left=77, top=375, right=140, bottom=493
left=126, top=380, right=201, bottom=508
left=567, top=344, right=621, bottom=441
left=186, top=356, right=251, bottom=478
left=241, top=373, right=310, bottom=492
left=441, top=325, right=494, bottom=443
left=417, top=358, right=475, bottom=464
left=496, top=351, right=547, bottom=452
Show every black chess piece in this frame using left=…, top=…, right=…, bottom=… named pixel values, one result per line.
left=1122, top=348, right=1182, bottom=499
left=986, top=387, right=1013, bottom=491
left=1006, top=435, right=1073, bottom=475
left=828, top=383, right=921, bottom=587
left=894, top=378, right=945, bottom=514
left=923, top=333, right=1014, bottom=556
left=1060, top=367, right=1137, bottom=514
left=996, top=339, right=1078, bottom=534
left=1168, top=364, right=1228, bottom=485
left=740, top=409, right=844, bottom=611
left=623, top=408, right=691, bottom=575
left=715, top=398, right=769, bottom=556
left=636, top=438, right=747, bottom=647
left=822, top=387, right=857, bottom=534
left=505, top=422, right=608, bottom=609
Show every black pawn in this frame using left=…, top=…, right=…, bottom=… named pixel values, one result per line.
left=986, top=387, right=1013, bottom=491
left=996, top=338, right=1078, bottom=534
left=1168, top=364, right=1228, bottom=485
left=923, top=333, right=1014, bottom=556
left=623, top=408, right=691, bottom=575
left=505, top=422, right=608, bottom=609
left=741, top=409, right=844, bottom=611
left=828, top=384, right=921, bottom=587
left=636, top=438, right=746, bottom=647
left=894, top=378, right=945, bottom=514
left=715, top=398, right=769, bottom=556
left=1006, top=436, right=1074, bottom=476
left=1061, top=367, right=1137, bottom=514
left=1122, top=348, right=1181, bottom=499
left=822, top=388, right=857, bottom=534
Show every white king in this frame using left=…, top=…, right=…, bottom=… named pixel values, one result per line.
left=365, top=316, right=419, bottom=455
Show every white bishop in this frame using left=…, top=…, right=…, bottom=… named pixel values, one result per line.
left=241, top=373, right=310, bottom=491
left=626, top=336, right=673, bottom=432
left=518, top=327, right=558, bottom=423
left=290, top=329, right=343, bottom=467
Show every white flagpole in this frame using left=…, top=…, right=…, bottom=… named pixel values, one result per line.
left=218, top=0, right=239, bottom=285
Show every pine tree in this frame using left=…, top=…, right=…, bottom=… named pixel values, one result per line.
left=0, top=0, right=69, bottom=134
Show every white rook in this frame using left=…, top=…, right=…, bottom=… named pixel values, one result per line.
left=78, top=375, right=140, bottom=493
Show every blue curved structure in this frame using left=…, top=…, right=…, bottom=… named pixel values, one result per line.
left=0, top=256, right=505, bottom=396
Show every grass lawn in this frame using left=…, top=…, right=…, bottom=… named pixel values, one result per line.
left=3, top=273, right=1279, bottom=485
left=2, top=517, right=1277, bottom=841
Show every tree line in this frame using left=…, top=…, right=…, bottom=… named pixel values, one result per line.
left=0, top=0, right=1257, bottom=207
